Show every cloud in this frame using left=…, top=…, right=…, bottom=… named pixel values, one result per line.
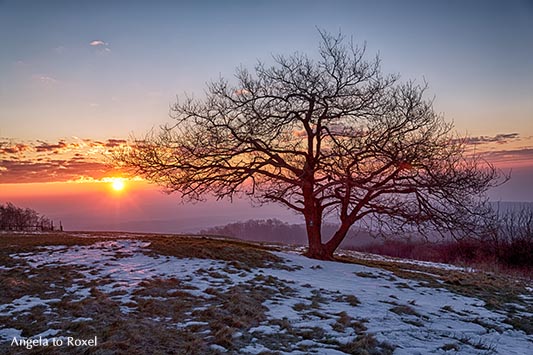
left=33, top=75, right=58, bottom=85
left=34, top=140, right=67, bottom=153
left=105, top=139, right=127, bottom=148
left=90, top=40, right=108, bottom=47
left=0, top=138, right=130, bottom=183
left=0, top=141, right=29, bottom=155
left=34, top=140, right=81, bottom=154
left=0, top=158, right=114, bottom=184
left=463, top=133, right=520, bottom=145
left=90, top=40, right=111, bottom=53
left=480, top=148, right=533, bottom=164
left=234, top=89, right=250, bottom=96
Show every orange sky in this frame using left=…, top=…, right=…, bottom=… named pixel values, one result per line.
left=1, top=1, right=532, bottom=231
left=0, top=178, right=297, bottom=232
left=1, top=135, right=532, bottom=233
left=1, top=135, right=532, bottom=184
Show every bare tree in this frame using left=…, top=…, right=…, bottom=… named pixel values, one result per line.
left=116, top=31, right=503, bottom=259
left=0, top=202, right=54, bottom=231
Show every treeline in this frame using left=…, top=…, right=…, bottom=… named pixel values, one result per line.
left=0, top=202, right=57, bottom=231
left=199, top=218, right=374, bottom=247
left=200, top=219, right=304, bottom=244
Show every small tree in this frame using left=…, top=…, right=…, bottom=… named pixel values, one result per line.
left=116, top=31, right=503, bottom=259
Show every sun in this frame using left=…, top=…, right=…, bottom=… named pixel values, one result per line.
left=111, top=178, right=125, bottom=191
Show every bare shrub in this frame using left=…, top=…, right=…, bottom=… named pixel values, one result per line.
left=355, top=206, right=533, bottom=274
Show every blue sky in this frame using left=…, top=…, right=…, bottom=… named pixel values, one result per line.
left=1, top=0, right=532, bottom=139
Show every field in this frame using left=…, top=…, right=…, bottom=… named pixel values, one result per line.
left=1, top=232, right=532, bottom=354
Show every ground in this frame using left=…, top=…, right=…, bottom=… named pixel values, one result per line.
left=0, top=232, right=532, bottom=354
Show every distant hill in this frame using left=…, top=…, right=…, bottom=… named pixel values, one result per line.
left=199, top=218, right=376, bottom=248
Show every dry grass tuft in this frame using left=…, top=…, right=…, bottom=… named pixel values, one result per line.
left=338, top=333, right=395, bottom=355
left=334, top=294, right=360, bottom=307
left=504, top=315, right=533, bottom=335
left=389, top=304, right=420, bottom=317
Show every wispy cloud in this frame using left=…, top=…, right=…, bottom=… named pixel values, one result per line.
left=480, top=148, right=533, bottom=165
left=464, top=133, right=520, bottom=145
left=2, top=136, right=530, bottom=183
left=0, top=142, right=30, bottom=155
left=90, top=40, right=108, bottom=47
left=0, top=158, right=113, bottom=184
left=33, top=74, right=58, bottom=86
left=89, top=39, right=111, bottom=52
left=105, top=139, right=127, bottom=148
left=34, top=140, right=79, bottom=153
left=0, top=138, right=130, bottom=183
left=234, top=89, right=250, bottom=96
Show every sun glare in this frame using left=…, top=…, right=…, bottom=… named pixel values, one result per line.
left=111, top=178, right=125, bottom=191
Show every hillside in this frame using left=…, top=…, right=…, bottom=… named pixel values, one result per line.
left=0, top=232, right=532, bottom=354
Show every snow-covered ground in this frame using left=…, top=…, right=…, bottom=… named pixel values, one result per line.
left=1, top=237, right=532, bottom=354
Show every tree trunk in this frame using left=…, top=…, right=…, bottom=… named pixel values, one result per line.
left=304, top=242, right=333, bottom=260
left=304, top=221, right=351, bottom=260
left=304, top=225, right=334, bottom=260
left=301, top=179, right=335, bottom=260
left=324, top=221, right=351, bottom=256
left=302, top=199, right=335, bottom=260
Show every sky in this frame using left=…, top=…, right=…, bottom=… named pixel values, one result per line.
left=1, top=0, right=532, bottom=232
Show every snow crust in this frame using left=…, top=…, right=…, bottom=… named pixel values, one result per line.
left=1, top=236, right=532, bottom=354
left=256, top=252, right=532, bottom=354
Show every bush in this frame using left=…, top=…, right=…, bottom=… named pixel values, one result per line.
left=355, top=207, right=533, bottom=274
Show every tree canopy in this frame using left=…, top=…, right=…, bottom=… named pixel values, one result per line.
left=116, top=31, right=503, bottom=259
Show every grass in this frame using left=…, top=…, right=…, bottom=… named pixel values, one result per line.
left=333, top=294, right=360, bottom=307
left=441, top=342, right=460, bottom=351
left=440, top=305, right=454, bottom=312
left=389, top=304, right=420, bottom=317
left=456, top=335, right=496, bottom=352
left=140, top=235, right=286, bottom=269
left=504, top=315, right=533, bottom=335
left=471, top=317, right=504, bottom=333
left=354, top=238, right=533, bottom=278
left=354, top=271, right=379, bottom=278
left=337, top=333, right=395, bottom=355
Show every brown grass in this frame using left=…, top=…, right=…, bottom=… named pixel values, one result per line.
left=338, top=333, right=395, bottom=355
left=333, top=294, right=360, bottom=307
left=139, top=235, right=294, bottom=270
left=389, top=304, right=420, bottom=317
